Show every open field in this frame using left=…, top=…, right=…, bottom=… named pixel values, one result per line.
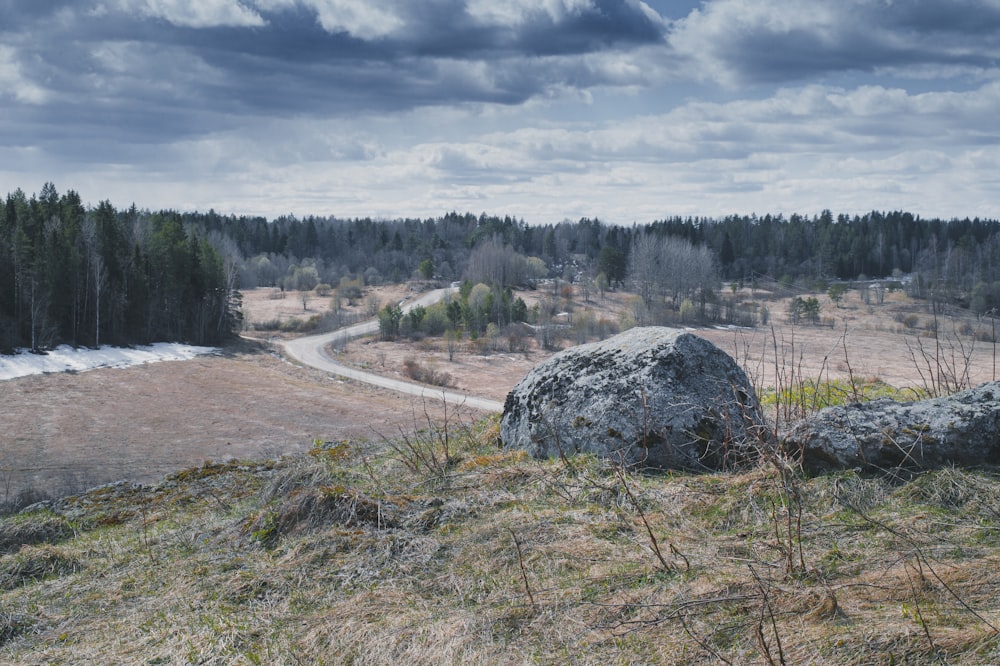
left=240, top=282, right=417, bottom=337
left=0, top=340, right=482, bottom=508
left=313, top=282, right=999, bottom=404
left=4, top=281, right=1000, bottom=662
left=698, top=289, right=999, bottom=394
left=4, top=281, right=997, bottom=508
left=0, top=283, right=458, bottom=507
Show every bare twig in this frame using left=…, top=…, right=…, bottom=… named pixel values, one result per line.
left=836, top=490, right=999, bottom=632
left=905, top=557, right=940, bottom=661
left=749, top=565, right=787, bottom=666
left=508, top=528, right=536, bottom=609
left=678, top=607, right=734, bottom=665
left=611, top=462, right=671, bottom=571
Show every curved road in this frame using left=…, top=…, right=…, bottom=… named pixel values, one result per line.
left=280, top=288, right=504, bottom=413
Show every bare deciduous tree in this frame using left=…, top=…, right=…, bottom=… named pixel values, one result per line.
left=628, top=233, right=719, bottom=312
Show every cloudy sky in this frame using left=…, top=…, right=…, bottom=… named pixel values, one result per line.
left=2, top=0, right=1000, bottom=223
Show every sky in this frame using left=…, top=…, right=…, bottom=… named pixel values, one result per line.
left=2, top=0, right=1000, bottom=224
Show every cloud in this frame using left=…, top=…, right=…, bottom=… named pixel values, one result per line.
left=251, top=0, right=405, bottom=39
left=464, top=0, right=666, bottom=52
left=4, top=0, right=999, bottom=224
left=669, top=0, right=1000, bottom=85
left=240, top=0, right=667, bottom=51
left=0, top=46, right=49, bottom=104
left=0, top=0, right=672, bottom=156
left=466, top=0, right=597, bottom=27
left=5, top=75, right=998, bottom=221
left=115, top=0, right=267, bottom=28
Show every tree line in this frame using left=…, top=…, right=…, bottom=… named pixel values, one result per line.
left=7, top=182, right=1000, bottom=353
left=0, top=184, right=240, bottom=352
left=206, top=207, right=1000, bottom=310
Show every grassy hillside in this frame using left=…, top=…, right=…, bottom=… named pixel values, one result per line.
left=1, top=415, right=999, bottom=664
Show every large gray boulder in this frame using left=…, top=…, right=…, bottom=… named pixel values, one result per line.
left=501, top=327, right=770, bottom=470
left=784, top=381, right=1000, bottom=472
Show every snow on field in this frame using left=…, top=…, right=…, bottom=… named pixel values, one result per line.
left=0, top=344, right=218, bottom=381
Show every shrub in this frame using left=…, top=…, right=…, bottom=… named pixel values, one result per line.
left=421, top=303, right=450, bottom=336
left=251, top=318, right=283, bottom=331
left=0, top=517, right=72, bottom=553
left=402, top=358, right=452, bottom=387
left=279, top=316, right=321, bottom=333
left=338, top=277, right=364, bottom=305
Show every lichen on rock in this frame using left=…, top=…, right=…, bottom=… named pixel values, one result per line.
left=500, top=327, right=771, bottom=471
left=783, top=381, right=1000, bottom=473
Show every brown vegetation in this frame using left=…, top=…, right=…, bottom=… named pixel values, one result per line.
left=5, top=281, right=996, bottom=508
left=3, top=282, right=1000, bottom=662
left=0, top=339, right=476, bottom=510
left=1, top=424, right=999, bottom=663
left=322, top=282, right=999, bottom=406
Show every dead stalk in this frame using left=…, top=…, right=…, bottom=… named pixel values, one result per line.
left=678, top=608, right=734, bottom=666
left=611, top=462, right=671, bottom=571
left=749, top=565, right=786, bottom=666
left=905, top=557, right=940, bottom=661
left=836, top=490, right=999, bottom=633
left=508, top=528, right=536, bottom=609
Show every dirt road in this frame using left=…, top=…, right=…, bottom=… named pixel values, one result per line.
left=279, top=288, right=505, bottom=413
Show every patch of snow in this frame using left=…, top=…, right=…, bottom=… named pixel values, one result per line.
left=0, top=343, right=218, bottom=381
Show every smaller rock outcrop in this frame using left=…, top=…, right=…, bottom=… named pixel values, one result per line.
left=783, top=381, right=1000, bottom=472
left=501, top=327, right=770, bottom=471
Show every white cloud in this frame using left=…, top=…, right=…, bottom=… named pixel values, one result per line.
left=8, top=76, right=1000, bottom=222
left=669, top=0, right=845, bottom=84
left=308, top=0, right=406, bottom=38
left=117, top=0, right=266, bottom=28
left=0, top=46, right=49, bottom=104
left=466, top=0, right=594, bottom=27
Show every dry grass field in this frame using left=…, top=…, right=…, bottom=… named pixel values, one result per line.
left=4, top=281, right=996, bottom=508
left=699, top=287, right=999, bottom=392
left=2, top=422, right=999, bottom=664
left=3, top=281, right=1000, bottom=663
left=0, top=340, right=479, bottom=509
left=285, top=281, right=999, bottom=405
left=0, top=284, right=462, bottom=507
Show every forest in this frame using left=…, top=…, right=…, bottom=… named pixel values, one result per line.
left=0, top=184, right=240, bottom=352
left=5, top=182, right=1000, bottom=352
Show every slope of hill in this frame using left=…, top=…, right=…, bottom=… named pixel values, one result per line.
left=1, top=422, right=998, bottom=665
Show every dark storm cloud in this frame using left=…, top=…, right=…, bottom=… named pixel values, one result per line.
left=671, top=0, right=1000, bottom=85
left=883, top=0, right=1000, bottom=35
left=0, top=0, right=667, bottom=125
left=471, top=0, right=666, bottom=56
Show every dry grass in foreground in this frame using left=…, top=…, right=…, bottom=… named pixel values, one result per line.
left=1, top=415, right=999, bottom=665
